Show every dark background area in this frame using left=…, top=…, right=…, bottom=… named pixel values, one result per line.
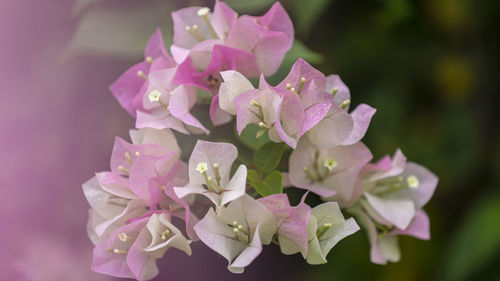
left=0, top=0, right=498, bottom=280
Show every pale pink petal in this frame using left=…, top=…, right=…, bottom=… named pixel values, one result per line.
left=129, top=128, right=179, bottom=152
left=194, top=208, right=247, bottom=265
left=109, top=61, right=149, bottom=117
left=325, top=75, right=350, bottom=107
left=253, top=2, right=294, bottom=49
left=391, top=210, right=430, bottom=240
left=274, top=91, right=304, bottom=148
left=92, top=218, right=149, bottom=279
left=170, top=45, right=190, bottom=64
left=299, top=81, right=334, bottom=136
left=96, top=172, right=137, bottom=199
left=307, top=106, right=354, bottom=148
left=228, top=224, right=263, bottom=273
left=341, top=104, right=376, bottom=145
left=172, top=7, right=215, bottom=49
left=212, top=0, right=238, bottom=40
left=278, top=58, right=326, bottom=91
left=188, top=140, right=238, bottom=187
left=234, top=89, right=266, bottom=135
left=220, top=165, right=247, bottom=206
left=135, top=109, right=188, bottom=134
left=364, top=192, right=416, bottom=230
left=144, top=27, right=174, bottom=66
left=396, top=163, right=439, bottom=208
left=219, top=70, right=254, bottom=115
left=169, top=85, right=209, bottom=134
left=210, top=94, right=233, bottom=126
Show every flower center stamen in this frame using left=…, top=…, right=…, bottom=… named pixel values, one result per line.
left=185, top=25, right=206, bottom=42
left=145, top=56, right=154, bottom=64
left=160, top=229, right=171, bottom=241
left=106, top=248, right=128, bottom=255
left=323, top=158, right=338, bottom=172
left=118, top=165, right=130, bottom=175
left=148, top=89, right=170, bottom=110
left=331, top=87, right=338, bottom=96
left=407, top=175, right=419, bottom=189
left=230, top=220, right=249, bottom=244
left=197, top=7, right=219, bottom=39
left=316, top=222, right=332, bottom=238
left=339, top=99, right=351, bottom=110
left=137, top=70, right=147, bottom=80
left=297, top=77, right=306, bottom=95
left=196, top=162, right=224, bottom=193
left=118, top=233, right=129, bottom=242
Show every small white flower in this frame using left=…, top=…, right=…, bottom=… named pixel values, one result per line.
left=407, top=175, right=419, bottom=189
left=196, top=162, right=208, bottom=174
left=148, top=89, right=162, bottom=103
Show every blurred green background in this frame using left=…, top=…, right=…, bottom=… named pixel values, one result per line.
left=12, top=0, right=497, bottom=280
left=221, top=0, right=500, bottom=280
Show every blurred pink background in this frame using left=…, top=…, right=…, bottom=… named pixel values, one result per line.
left=0, top=0, right=305, bottom=280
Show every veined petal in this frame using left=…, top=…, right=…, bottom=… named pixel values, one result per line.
left=307, top=106, right=354, bottom=148
left=364, top=192, right=416, bottom=230
left=221, top=165, right=247, bottom=206
left=210, top=94, right=233, bottom=126
left=169, top=85, right=209, bottom=134
left=129, top=128, right=179, bottom=152
left=390, top=210, right=430, bottom=240
left=135, top=108, right=189, bottom=134
left=395, top=163, right=438, bottom=209
left=325, top=75, right=350, bottom=108
left=212, top=0, right=237, bottom=41
left=219, top=70, right=255, bottom=115
left=341, top=104, right=376, bottom=145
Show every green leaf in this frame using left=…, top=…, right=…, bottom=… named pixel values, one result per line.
left=248, top=170, right=283, bottom=197
left=253, top=142, right=286, bottom=174
left=236, top=124, right=271, bottom=151
left=290, top=0, right=333, bottom=35
left=222, top=0, right=276, bottom=12
left=440, top=192, right=500, bottom=281
left=285, top=40, right=324, bottom=65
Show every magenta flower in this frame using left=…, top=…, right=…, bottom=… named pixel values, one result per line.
left=173, top=140, right=247, bottom=209
left=109, top=28, right=175, bottom=117
left=92, top=213, right=192, bottom=281
left=306, top=202, right=360, bottom=264
left=258, top=193, right=311, bottom=257
left=194, top=194, right=276, bottom=273
left=288, top=137, right=373, bottom=205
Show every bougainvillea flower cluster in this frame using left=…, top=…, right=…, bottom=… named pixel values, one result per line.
left=84, top=1, right=438, bottom=279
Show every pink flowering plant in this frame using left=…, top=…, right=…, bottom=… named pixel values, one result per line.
left=83, top=1, right=438, bottom=279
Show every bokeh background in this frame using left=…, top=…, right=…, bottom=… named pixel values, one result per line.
left=1, top=0, right=499, bottom=280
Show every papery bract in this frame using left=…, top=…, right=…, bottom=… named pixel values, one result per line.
left=306, top=202, right=360, bottom=264
left=351, top=208, right=430, bottom=264
left=360, top=149, right=438, bottom=230
left=173, top=140, right=247, bottom=209
left=307, top=75, right=376, bottom=148
left=92, top=213, right=191, bottom=281
left=194, top=194, right=276, bottom=273
left=110, top=28, right=175, bottom=117
left=289, top=137, right=373, bottom=205
left=258, top=193, right=311, bottom=257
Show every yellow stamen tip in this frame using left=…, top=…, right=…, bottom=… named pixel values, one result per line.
left=197, top=7, right=210, bottom=16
